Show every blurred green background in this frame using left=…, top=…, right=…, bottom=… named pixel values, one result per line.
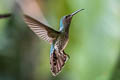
left=0, top=0, right=120, bottom=80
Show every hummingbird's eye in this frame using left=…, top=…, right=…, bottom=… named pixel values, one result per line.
left=65, top=15, right=70, bottom=19
left=65, top=16, right=68, bottom=19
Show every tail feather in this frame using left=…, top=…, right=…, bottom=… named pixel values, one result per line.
left=50, top=50, right=69, bottom=76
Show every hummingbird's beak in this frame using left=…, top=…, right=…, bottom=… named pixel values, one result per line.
left=65, top=9, right=84, bottom=22
left=71, top=9, right=85, bottom=16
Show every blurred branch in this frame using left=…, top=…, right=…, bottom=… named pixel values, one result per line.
left=0, top=14, right=11, bottom=18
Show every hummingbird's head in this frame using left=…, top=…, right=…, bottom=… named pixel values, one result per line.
left=60, top=9, right=84, bottom=31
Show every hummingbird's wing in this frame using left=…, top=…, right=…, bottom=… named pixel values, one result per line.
left=24, top=15, right=60, bottom=44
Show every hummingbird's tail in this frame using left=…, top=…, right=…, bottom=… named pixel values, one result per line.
left=50, top=50, right=69, bottom=76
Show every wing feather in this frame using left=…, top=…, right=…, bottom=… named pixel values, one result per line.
left=24, top=15, right=60, bottom=43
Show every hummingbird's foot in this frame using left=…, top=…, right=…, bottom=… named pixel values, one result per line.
left=63, top=50, right=70, bottom=59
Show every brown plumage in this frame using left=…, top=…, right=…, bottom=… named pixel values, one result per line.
left=24, top=15, right=70, bottom=76
left=24, top=15, right=60, bottom=44
left=50, top=50, right=69, bottom=76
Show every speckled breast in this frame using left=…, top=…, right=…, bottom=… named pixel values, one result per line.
left=54, top=34, right=69, bottom=51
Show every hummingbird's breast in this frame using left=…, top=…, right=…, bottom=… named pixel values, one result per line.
left=54, top=33, right=69, bottom=51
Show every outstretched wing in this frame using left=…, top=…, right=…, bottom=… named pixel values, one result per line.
left=24, top=15, right=60, bottom=44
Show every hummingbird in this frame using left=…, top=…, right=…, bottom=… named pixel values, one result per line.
left=0, top=9, right=84, bottom=76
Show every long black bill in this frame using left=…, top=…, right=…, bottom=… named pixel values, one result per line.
left=71, top=9, right=85, bottom=16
